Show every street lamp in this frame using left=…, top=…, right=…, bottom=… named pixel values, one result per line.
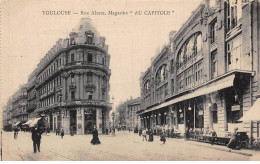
left=111, top=112, right=115, bottom=136
left=112, top=96, right=115, bottom=136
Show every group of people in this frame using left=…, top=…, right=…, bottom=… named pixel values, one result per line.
left=141, top=128, right=166, bottom=144
left=55, top=128, right=65, bottom=138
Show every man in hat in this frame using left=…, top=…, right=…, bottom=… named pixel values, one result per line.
left=31, top=124, right=42, bottom=153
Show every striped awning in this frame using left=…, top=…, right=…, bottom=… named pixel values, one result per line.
left=14, top=121, right=21, bottom=126
left=22, top=119, right=34, bottom=125
left=29, top=118, right=42, bottom=127
left=239, top=98, right=260, bottom=122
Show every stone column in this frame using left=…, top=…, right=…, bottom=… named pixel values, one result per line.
left=76, top=108, right=84, bottom=135
left=96, top=108, right=102, bottom=134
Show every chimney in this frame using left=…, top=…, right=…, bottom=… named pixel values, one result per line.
left=205, top=0, right=210, bottom=8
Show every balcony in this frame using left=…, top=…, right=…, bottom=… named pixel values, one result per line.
left=84, top=82, right=95, bottom=90
left=62, top=99, right=111, bottom=108
left=69, top=83, right=77, bottom=90
left=66, top=61, right=109, bottom=72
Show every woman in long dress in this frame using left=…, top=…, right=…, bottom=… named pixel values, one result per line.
left=160, top=129, right=166, bottom=144
left=91, top=126, right=101, bottom=145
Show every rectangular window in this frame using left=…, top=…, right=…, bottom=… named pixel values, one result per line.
left=213, top=110, right=218, bottom=123
left=227, top=35, right=242, bottom=71
left=71, top=91, right=75, bottom=101
left=71, top=53, right=74, bottom=62
left=211, top=51, right=217, bottom=79
left=71, top=74, right=75, bottom=84
left=177, top=73, right=184, bottom=92
left=87, top=73, right=93, bottom=83
left=66, top=54, right=69, bottom=64
left=87, top=53, right=93, bottom=62
left=87, top=91, right=93, bottom=100
left=171, top=79, right=174, bottom=94
left=86, top=34, right=94, bottom=44
left=210, top=20, right=217, bottom=44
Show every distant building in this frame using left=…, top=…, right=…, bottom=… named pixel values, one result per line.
left=116, top=97, right=141, bottom=130
left=139, top=0, right=260, bottom=143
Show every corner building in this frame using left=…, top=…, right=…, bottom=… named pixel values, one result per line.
left=139, top=0, right=260, bottom=143
left=31, top=18, right=111, bottom=134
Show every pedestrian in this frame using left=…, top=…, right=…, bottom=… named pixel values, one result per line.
left=60, top=128, right=64, bottom=139
left=90, top=126, right=101, bottom=145
left=211, top=129, right=217, bottom=145
left=160, top=129, right=166, bottom=144
left=14, top=127, right=19, bottom=139
left=55, top=128, right=58, bottom=136
left=142, top=128, right=147, bottom=141
left=148, top=129, right=154, bottom=142
left=139, top=128, right=142, bottom=137
left=227, top=127, right=239, bottom=149
left=185, top=127, right=190, bottom=140
left=31, top=125, right=42, bottom=153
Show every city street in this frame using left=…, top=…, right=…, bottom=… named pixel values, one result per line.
left=1, top=131, right=259, bottom=161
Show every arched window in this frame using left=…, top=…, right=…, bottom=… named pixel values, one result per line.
left=155, top=65, right=167, bottom=85
left=195, top=33, right=202, bottom=55
left=186, top=37, right=194, bottom=61
left=144, top=80, right=150, bottom=94
left=177, top=32, right=202, bottom=69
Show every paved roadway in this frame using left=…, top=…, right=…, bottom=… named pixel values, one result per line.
left=1, top=131, right=259, bottom=161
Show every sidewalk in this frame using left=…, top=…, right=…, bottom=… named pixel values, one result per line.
left=165, top=136, right=259, bottom=157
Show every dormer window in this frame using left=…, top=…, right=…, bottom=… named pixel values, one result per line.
left=85, top=31, right=94, bottom=44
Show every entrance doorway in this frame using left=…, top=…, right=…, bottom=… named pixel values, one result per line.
left=50, top=114, right=53, bottom=131
left=84, top=109, right=96, bottom=134
left=70, top=110, right=77, bottom=134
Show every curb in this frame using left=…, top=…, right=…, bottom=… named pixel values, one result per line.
left=177, top=139, right=253, bottom=156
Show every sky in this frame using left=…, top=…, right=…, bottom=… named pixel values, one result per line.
left=0, top=0, right=203, bottom=109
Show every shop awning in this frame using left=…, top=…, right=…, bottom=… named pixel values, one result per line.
left=239, top=98, right=260, bottom=122
left=29, top=118, right=42, bottom=127
left=22, top=119, right=34, bottom=125
left=141, top=74, right=235, bottom=114
left=14, top=121, right=21, bottom=126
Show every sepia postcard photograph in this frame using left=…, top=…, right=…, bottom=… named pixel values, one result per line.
left=0, top=0, right=260, bottom=161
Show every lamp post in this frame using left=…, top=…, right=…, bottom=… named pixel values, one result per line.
left=112, top=96, right=115, bottom=136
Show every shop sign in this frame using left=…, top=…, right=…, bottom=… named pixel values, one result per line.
left=231, top=105, right=240, bottom=111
